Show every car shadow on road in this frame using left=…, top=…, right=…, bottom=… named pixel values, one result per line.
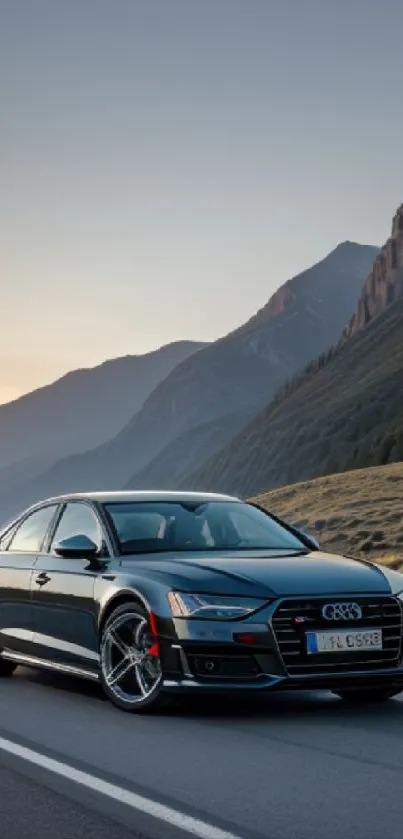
left=15, top=667, right=403, bottom=730
left=16, top=666, right=107, bottom=703
left=175, top=690, right=403, bottom=728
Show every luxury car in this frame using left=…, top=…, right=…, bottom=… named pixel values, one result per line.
left=0, top=490, right=402, bottom=713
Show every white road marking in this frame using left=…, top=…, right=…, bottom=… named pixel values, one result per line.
left=0, top=735, right=243, bottom=839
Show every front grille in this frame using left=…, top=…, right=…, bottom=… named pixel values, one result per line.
left=272, top=596, right=402, bottom=675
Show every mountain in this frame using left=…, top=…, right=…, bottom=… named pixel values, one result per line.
left=0, top=340, right=206, bottom=471
left=125, top=411, right=251, bottom=490
left=0, top=240, right=378, bottom=522
left=344, top=204, right=403, bottom=338
left=184, top=206, right=403, bottom=497
left=185, top=297, right=403, bottom=497
left=121, top=241, right=379, bottom=489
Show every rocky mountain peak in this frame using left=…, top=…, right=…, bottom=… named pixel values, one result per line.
left=391, top=203, right=403, bottom=238
left=237, top=241, right=378, bottom=335
left=344, top=204, right=403, bottom=338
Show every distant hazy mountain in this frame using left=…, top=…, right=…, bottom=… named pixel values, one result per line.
left=0, top=240, right=378, bottom=522
left=185, top=206, right=403, bottom=497
left=125, top=411, right=251, bottom=490
left=0, top=340, right=206, bottom=470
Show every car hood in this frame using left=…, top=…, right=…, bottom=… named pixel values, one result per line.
left=122, top=549, right=399, bottom=597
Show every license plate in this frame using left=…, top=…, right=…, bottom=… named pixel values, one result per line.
left=306, top=629, right=383, bottom=654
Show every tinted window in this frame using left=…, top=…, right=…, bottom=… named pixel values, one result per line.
left=8, top=506, right=58, bottom=553
left=50, top=502, right=103, bottom=551
left=104, top=501, right=305, bottom=555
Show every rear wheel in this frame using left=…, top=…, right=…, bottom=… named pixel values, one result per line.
left=0, top=657, right=17, bottom=677
left=100, top=603, right=167, bottom=713
left=333, top=687, right=402, bottom=703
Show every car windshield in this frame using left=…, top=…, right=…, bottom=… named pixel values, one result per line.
left=103, top=500, right=306, bottom=555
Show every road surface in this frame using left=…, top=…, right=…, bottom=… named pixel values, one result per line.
left=1, top=667, right=403, bottom=839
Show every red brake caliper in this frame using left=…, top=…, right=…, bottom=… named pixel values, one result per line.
left=148, top=611, right=160, bottom=657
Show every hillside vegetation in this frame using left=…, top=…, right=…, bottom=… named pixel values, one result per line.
left=185, top=296, right=403, bottom=497
left=126, top=412, right=250, bottom=490
left=253, top=463, right=403, bottom=568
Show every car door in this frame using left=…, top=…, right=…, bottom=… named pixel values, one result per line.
left=31, top=500, right=111, bottom=672
left=0, top=504, right=59, bottom=656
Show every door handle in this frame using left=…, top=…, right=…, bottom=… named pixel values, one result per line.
left=35, top=572, right=51, bottom=587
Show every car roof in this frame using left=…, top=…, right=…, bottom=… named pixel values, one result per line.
left=35, top=490, right=242, bottom=506
left=0, top=490, right=243, bottom=531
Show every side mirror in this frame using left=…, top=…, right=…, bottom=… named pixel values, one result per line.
left=54, top=534, right=99, bottom=559
left=291, top=525, right=320, bottom=550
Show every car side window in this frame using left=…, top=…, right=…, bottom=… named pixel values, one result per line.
left=50, top=502, right=103, bottom=552
left=7, top=506, right=58, bottom=553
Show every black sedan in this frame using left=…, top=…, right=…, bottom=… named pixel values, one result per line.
left=0, top=490, right=402, bottom=713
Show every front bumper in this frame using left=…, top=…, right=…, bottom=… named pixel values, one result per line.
left=159, top=593, right=403, bottom=694
left=162, top=668, right=403, bottom=694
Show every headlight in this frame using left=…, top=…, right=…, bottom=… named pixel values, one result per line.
left=167, top=591, right=267, bottom=620
left=397, top=592, right=403, bottom=603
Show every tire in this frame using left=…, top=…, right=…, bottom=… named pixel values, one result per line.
left=100, top=602, right=168, bottom=713
left=0, top=657, right=17, bottom=677
left=333, top=687, right=402, bottom=703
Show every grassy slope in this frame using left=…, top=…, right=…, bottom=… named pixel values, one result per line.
left=253, top=462, right=403, bottom=569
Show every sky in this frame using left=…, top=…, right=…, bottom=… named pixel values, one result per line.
left=1, top=0, right=402, bottom=404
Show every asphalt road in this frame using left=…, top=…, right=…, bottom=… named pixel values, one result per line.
left=1, top=669, right=403, bottom=839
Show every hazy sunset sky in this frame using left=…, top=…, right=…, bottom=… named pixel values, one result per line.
left=1, top=0, right=402, bottom=403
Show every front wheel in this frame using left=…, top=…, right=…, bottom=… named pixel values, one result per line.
left=333, top=687, right=402, bottom=703
left=100, top=602, right=167, bottom=713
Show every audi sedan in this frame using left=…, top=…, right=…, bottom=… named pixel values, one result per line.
left=0, top=490, right=402, bottom=713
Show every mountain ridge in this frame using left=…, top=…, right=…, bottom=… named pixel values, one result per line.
left=182, top=205, right=403, bottom=497
left=0, top=339, right=207, bottom=471
left=182, top=295, right=403, bottom=497
left=0, top=235, right=383, bottom=525
left=0, top=238, right=379, bottom=524
left=121, top=240, right=379, bottom=491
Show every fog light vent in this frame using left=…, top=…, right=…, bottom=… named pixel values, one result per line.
left=194, top=657, right=222, bottom=675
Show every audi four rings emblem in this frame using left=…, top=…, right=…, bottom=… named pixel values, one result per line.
left=322, top=602, right=362, bottom=621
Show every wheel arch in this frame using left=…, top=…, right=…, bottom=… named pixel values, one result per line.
left=98, top=589, right=150, bottom=637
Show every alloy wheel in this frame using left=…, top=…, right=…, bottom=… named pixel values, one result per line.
left=101, top=607, right=162, bottom=708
